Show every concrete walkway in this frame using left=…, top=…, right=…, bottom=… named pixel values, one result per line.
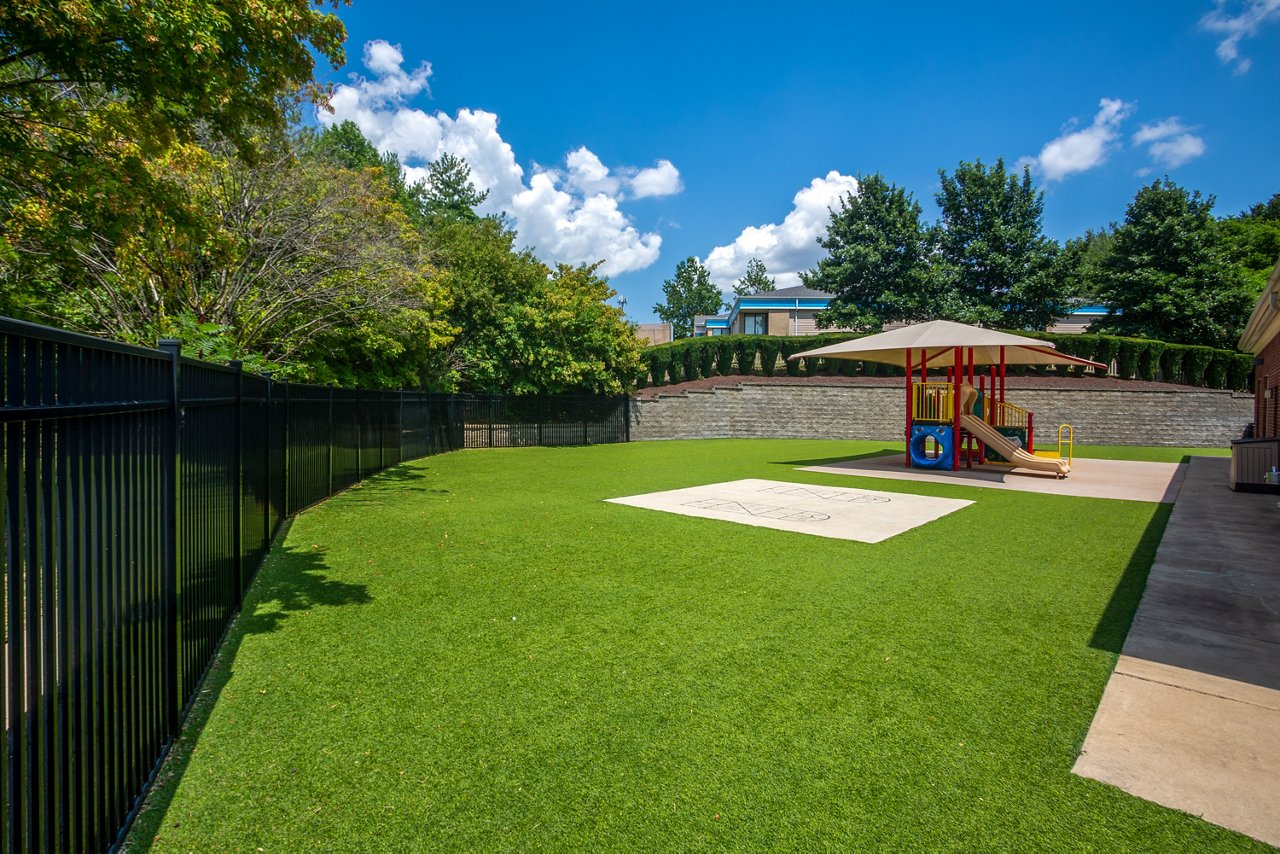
left=803, top=453, right=1186, bottom=503
left=1073, top=456, right=1280, bottom=846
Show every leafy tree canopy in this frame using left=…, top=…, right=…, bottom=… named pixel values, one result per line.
left=653, top=257, right=724, bottom=339
left=804, top=174, right=938, bottom=331
left=733, top=258, right=776, bottom=296
left=1092, top=178, right=1254, bottom=348
left=934, top=158, right=1066, bottom=329
left=421, top=152, right=490, bottom=222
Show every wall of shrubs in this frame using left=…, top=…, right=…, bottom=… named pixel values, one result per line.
left=636, top=332, right=1254, bottom=392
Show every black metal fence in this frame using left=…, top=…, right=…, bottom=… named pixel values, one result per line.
left=0, top=317, right=629, bottom=851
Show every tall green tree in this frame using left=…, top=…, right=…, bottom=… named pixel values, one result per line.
left=421, top=152, right=490, bottom=222
left=733, top=257, right=776, bottom=296
left=299, top=120, right=428, bottom=229
left=653, top=257, right=724, bottom=339
left=1092, top=178, right=1254, bottom=348
left=803, top=174, right=937, bottom=331
left=1051, top=228, right=1115, bottom=303
left=934, top=158, right=1065, bottom=329
left=1217, top=191, right=1280, bottom=294
left=428, top=216, right=639, bottom=393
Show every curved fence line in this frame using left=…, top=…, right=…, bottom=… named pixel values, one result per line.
left=0, top=317, right=628, bottom=852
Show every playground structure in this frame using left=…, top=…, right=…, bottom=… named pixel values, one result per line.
left=792, top=321, right=1106, bottom=478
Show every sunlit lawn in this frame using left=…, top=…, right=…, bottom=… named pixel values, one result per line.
left=127, top=439, right=1258, bottom=851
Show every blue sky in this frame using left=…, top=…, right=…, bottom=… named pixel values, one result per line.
left=318, top=1, right=1280, bottom=323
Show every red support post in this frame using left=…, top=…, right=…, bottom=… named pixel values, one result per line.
left=952, top=346, right=962, bottom=471
left=999, top=346, right=1006, bottom=405
left=905, top=348, right=913, bottom=468
left=1028, top=412, right=1035, bottom=454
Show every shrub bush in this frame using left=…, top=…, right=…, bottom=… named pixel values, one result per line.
left=1228, top=354, right=1254, bottom=391
left=646, top=349, right=669, bottom=387
left=779, top=338, right=805, bottom=377
left=715, top=338, right=734, bottom=375
left=696, top=340, right=715, bottom=380
left=1183, top=346, right=1214, bottom=386
left=683, top=344, right=700, bottom=382
left=1093, top=337, right=1120, bottom=377
left=1137, top=340, right=1167, bottom=382
left=666, top=355, right=684, bottom=385
left=1205, top=352, right=1230, bottom=389
left=757, top=338, right=782, bottom=377
left=1114, top=338, right=1143, bottom=380
left=734, top=337, right=757, bottom=375
left=1160, top=346, right=1185, bottom=384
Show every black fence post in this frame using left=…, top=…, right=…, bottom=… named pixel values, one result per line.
left=263, top=375, right=272, bottom=547
left=327, top=387, right=334, bottom=496
left=624, top=395, right=631, bottom=443
left=282, top=381, right=291, bottom=517
left=157, top=340, right=181, bottom=736
left=231, top=361, right=244, bottom=599
left=355, top=388, right=363, bottom=480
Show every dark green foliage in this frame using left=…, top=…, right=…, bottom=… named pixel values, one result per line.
left=419, top=152, right=489, bottom=222
left=653, top=257, right=724, bottom=339
left=1183, top=346, right=1214, bottom=386
left=806, top=173, right=938, bottom=331
left=1058, top=334, right=1098, bottom=377
left=1114, top=339, right=1143, bottom=380
left=733, top=258, right=777, bottom=296
left=838, top=358, right=860, bottom=377
left=697, top=340, right=716, bottom=380
left=715, top=338, right=735, bottom=375
left=779, top=339, right=805, bottom=376
left=1205, top=353, right=1230, bottom=390
left=1093, top=179, right=1254, bottom=348
left=757, top=338, right=782, bottom=377
left=803, top=355, right=821, bottom=377
left=1228, top=354, right=1254, bottom=391
left=1160, top=346, right=1185, bottom=384
left=667, top=356, right=684, bottom=385
left=1093, top=337, right=1120, bottom=378
left=634, top=366, right=648, bottom=390
left=734, top=337, right=758, bottom=375
left=646, top=350, right=669, bottom=387
left=1137, top=340, right=1167, bottom=382
left=934, top=158, right=1066, bottom=330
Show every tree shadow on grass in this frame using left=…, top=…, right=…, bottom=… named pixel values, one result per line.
left=122, top=520, right=372, bottom=850
left=341, top=464, right=453, bottom=504
left=1089, top=502, right=1173, bottom=653
left=770, top=447, right=902, bottom=468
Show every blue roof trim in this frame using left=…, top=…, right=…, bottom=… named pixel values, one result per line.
left=726, top=296, right=832, bottom=326
left=705, top=318, right=730, bottom=328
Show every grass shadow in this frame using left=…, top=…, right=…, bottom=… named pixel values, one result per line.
left=122, top=521, right=372, bottom=850
left=1089, top=502, right=1173, bottom=653
left=772, top=447, right=901, bottom=468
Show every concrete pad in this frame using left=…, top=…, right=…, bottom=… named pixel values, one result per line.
left=802, top=453, right=1185, bottom=503
left=1074, top=672, right=1280, bottom=846
left=605, top=478, right=971, bottom=543
left=1074, top=457, right=1280, bottom=845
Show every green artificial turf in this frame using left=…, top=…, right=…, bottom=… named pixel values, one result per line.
left=127, top=439, right=1263, bottom=851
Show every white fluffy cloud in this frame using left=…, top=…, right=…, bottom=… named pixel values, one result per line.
left=1020, top=98, right=1134, bottom=182
left=704, top=171, right=859, bottom=292
left=1200, top=0, right=1280, bottom=74
left=1132, top=118, right=1207, bottom=168
left=321, top=40, right=681, bottom=276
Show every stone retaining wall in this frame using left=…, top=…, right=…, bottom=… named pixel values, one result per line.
left=630, top=383, right=1254, bottom=447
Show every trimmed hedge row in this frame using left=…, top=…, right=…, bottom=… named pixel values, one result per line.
left=639, top=331, right=1254, bottom=391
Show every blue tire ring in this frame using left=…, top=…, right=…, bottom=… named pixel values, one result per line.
left=909, top=425, right=953, bottom=469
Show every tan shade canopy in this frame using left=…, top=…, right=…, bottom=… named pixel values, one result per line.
left=790, top=320, right=1107, bottom=369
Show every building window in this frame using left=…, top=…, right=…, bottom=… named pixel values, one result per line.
left=742, top=313, right=766, bottom=335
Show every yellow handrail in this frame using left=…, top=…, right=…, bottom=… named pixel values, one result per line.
left=990, top=399, right=1030, bottom=429
left=1059, top=423, right=1074, bottom=464
left=912, top=382, right=954, bottom=423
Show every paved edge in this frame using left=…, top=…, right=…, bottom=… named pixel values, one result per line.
left=1073, top=456, right=1280, bottom=847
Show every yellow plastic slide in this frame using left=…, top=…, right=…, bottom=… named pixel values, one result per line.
left=957, top=386, right=1069, bottom=477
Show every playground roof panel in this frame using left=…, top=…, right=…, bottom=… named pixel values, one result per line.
left=790, top=320, right=1107, bottom=369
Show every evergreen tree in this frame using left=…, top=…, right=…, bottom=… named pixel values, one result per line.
left=1093, top=179, right=1254, bottom=348
left=421, top=152, right=489, bottom=221
left=653, top=257, right=724, bottom=338
left=803, top=174, right=937, bottom=331
left=934, top=158, right=1065, bottom=329
left=733, top=258, right=777, bottom=296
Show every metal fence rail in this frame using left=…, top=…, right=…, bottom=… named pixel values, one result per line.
left=0, top=317, right=629, bottom=851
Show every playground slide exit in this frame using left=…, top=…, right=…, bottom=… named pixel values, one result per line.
left=960, top=412, right=1070, bottom=477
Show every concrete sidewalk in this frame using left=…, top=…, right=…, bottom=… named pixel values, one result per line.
left=1073, top=456, right=1280, bottom=846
